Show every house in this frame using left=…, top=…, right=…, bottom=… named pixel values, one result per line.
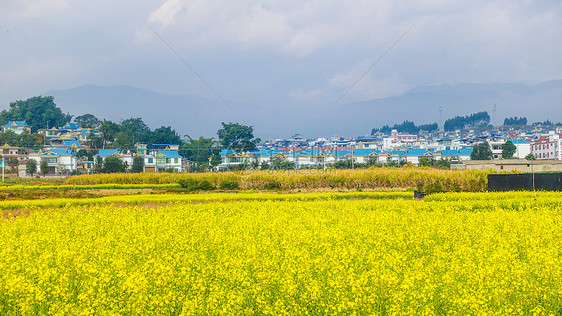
left=531, top=134, right=561, bottom=160
left=95, top=149, right=134, bottom=168
left=3, top=121, right=31, bottom=135
left=28, top=148, right=78, bottom=175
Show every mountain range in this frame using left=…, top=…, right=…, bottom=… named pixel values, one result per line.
left=44, top=80, right=562, bottom=139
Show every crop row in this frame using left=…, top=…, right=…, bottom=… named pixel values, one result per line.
left=64, top=168, right=490, bottom=192
left=0, top=191, right=413, bottom=211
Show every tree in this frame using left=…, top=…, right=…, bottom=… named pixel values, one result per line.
left=0, top=96, right=71, bottom=132
left=525, top=153, right=536, bottom=160
left=102, top=156, right=126, bottom=173
left=40, top=160, right=49, bottom=176
left=99, top=120, right=119, bottom=149
left=26, top=159, right=37, bottom=176
left=470, top=141, right=493, bottom=160
left=444, top=112, right=490, bottom=131
left=131, top=155, right=144, bottom=173
left=180, top=136, right=218, bottom=170
left=418, top=156, right=433, bottom=167
left=501, top=141, right=517, bottom=159
left=503, top=117, right=527, bottom=126
left=217, top=122, right=261, bottom=152
left=149, top=126, right=182, bottom=145
left=93, top=156, right=104, bottom=174
left=74, top=114, right=100, bottom=128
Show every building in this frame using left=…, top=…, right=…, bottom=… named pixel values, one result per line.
left=3, top=121, right=31, bottom=135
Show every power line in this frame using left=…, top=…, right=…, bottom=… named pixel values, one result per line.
left=147, top=24, right=248, bottom=125
left=311, top=24, right=415, bottom=129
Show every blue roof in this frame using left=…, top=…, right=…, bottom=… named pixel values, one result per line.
left=440, top=150, right=461, bottom=157
left=506, top=137, right=529, bottom=144
left=4, top=121, right=30, bottom=128
left=80, top=129, right=94, bottom=135
left=459, top=148, right=473, bottom=155
left=59, top=140, right=83, bottom=147
left=404, top=149, right=430, bottom=156
left=156, top=150, right=182, bottom=158
left=62, top=122, right=80, bottom=129
left=97, top=149, right=120, bottom=158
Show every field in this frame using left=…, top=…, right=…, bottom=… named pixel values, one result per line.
left=1, top=184, right=561, bottom=314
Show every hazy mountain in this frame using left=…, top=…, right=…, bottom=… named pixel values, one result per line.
left=45, top=80, right=562, bottom=139
left=324, top=80, right=562, bottom=135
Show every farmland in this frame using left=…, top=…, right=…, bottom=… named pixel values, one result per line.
left=1, top=174, right=561, bottom=314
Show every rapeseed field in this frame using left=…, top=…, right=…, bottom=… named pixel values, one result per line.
left=1, top=193, right=560, bottom=314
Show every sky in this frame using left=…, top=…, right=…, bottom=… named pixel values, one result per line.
left=1, top=0, right=561, bottom=136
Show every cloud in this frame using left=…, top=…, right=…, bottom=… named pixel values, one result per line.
left=148, top=0, right=184, bottom=28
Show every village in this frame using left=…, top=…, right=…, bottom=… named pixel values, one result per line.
left=2, top=118, right=562, bottom=177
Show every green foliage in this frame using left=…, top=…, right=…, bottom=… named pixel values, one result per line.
left=525, top=153, right=536, bottom=160
left=372, top=121, right=438, bottom=135
left=93, top=156, right=104, bottom=174
left=26, top=159, right=37, bottom=176
left=178, top=178, right=216, bottom=192
left=0, top=96, right=72, bottom=133
left=270, top=157, right=296, bottom=170
left=219, top=178, right=240, bottom=190
left=418, top=157, right=433, bottom=167
left=180, top=135, right=217, bottom=170
left=260, top=161, right=270, bottom=170
left=74, top=114, right=100, bottom=128
left=217, top=122, right=261, bottom=152
left=503, top=117, right=527, bottom=126
left=131, top=155, right=144, bottom=173
left=471, top=141, right=493, bottom=160
left=149, top=126, right=182, bottom=145
left=40, top=160, right=49, bottom=176
left=501, top=141, right=517, bottom=159
left=102, top=156, right=126, bottom=173
left=0, top=131, right=43, bottom=151
left=444, top=111, right=490, bottom=131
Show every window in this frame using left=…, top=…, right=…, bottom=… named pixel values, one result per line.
left=174, top=158, right=178, bottom=164
left=156, top=158, right=166, bottom=165
left=148, top=158, right=153, bottom=164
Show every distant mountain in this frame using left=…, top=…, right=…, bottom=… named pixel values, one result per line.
left=44, top=85, right=245, bottom=137
left=45, top=80, right=562, bottom=139
left=326, top=80, right=562, bottom=134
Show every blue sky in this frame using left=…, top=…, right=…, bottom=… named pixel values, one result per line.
left=1, top=0, right=561, bottom=135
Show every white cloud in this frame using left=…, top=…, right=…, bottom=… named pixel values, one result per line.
left=148, top=0, right=184, bottom=28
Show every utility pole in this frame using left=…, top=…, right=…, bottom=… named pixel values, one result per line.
left=438, top=106, right=443, bottom=131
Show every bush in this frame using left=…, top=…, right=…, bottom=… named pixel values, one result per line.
left=219, top=179, right=240, bottom=190
left=178, top=178, right=216, bottom=192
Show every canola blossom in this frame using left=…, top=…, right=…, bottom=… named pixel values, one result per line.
left=1, top=193, right=561, bottom=314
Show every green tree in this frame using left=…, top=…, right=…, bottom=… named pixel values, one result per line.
left=180, top=136, right=218, bottom=170
left=131, top=155, right=144, bottom=173
left=217, top=122, right=261, bottom=152
left=102, top=156, right=125, bottom=173
left=470, top=141, right=493, bottom=160
left=418, top=156, right=433, bottom=167
left=0, top=96, right=71, bottom=132
left=74, top=114, right=100, bottom=128
left=40, top=160, right=49, bottom=176
left=525, top=153, right=536, bottom=160
left=149, top=126, right=182, bottom=145
left=26, top=159, right=37, bottom=176
left=99, top=120, right=119, bottom=149
left=93, top=156, right=104, bottom=174
left=210, top=148, right=222, bottom=170
left=501, top=141, right=517, bottom=159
